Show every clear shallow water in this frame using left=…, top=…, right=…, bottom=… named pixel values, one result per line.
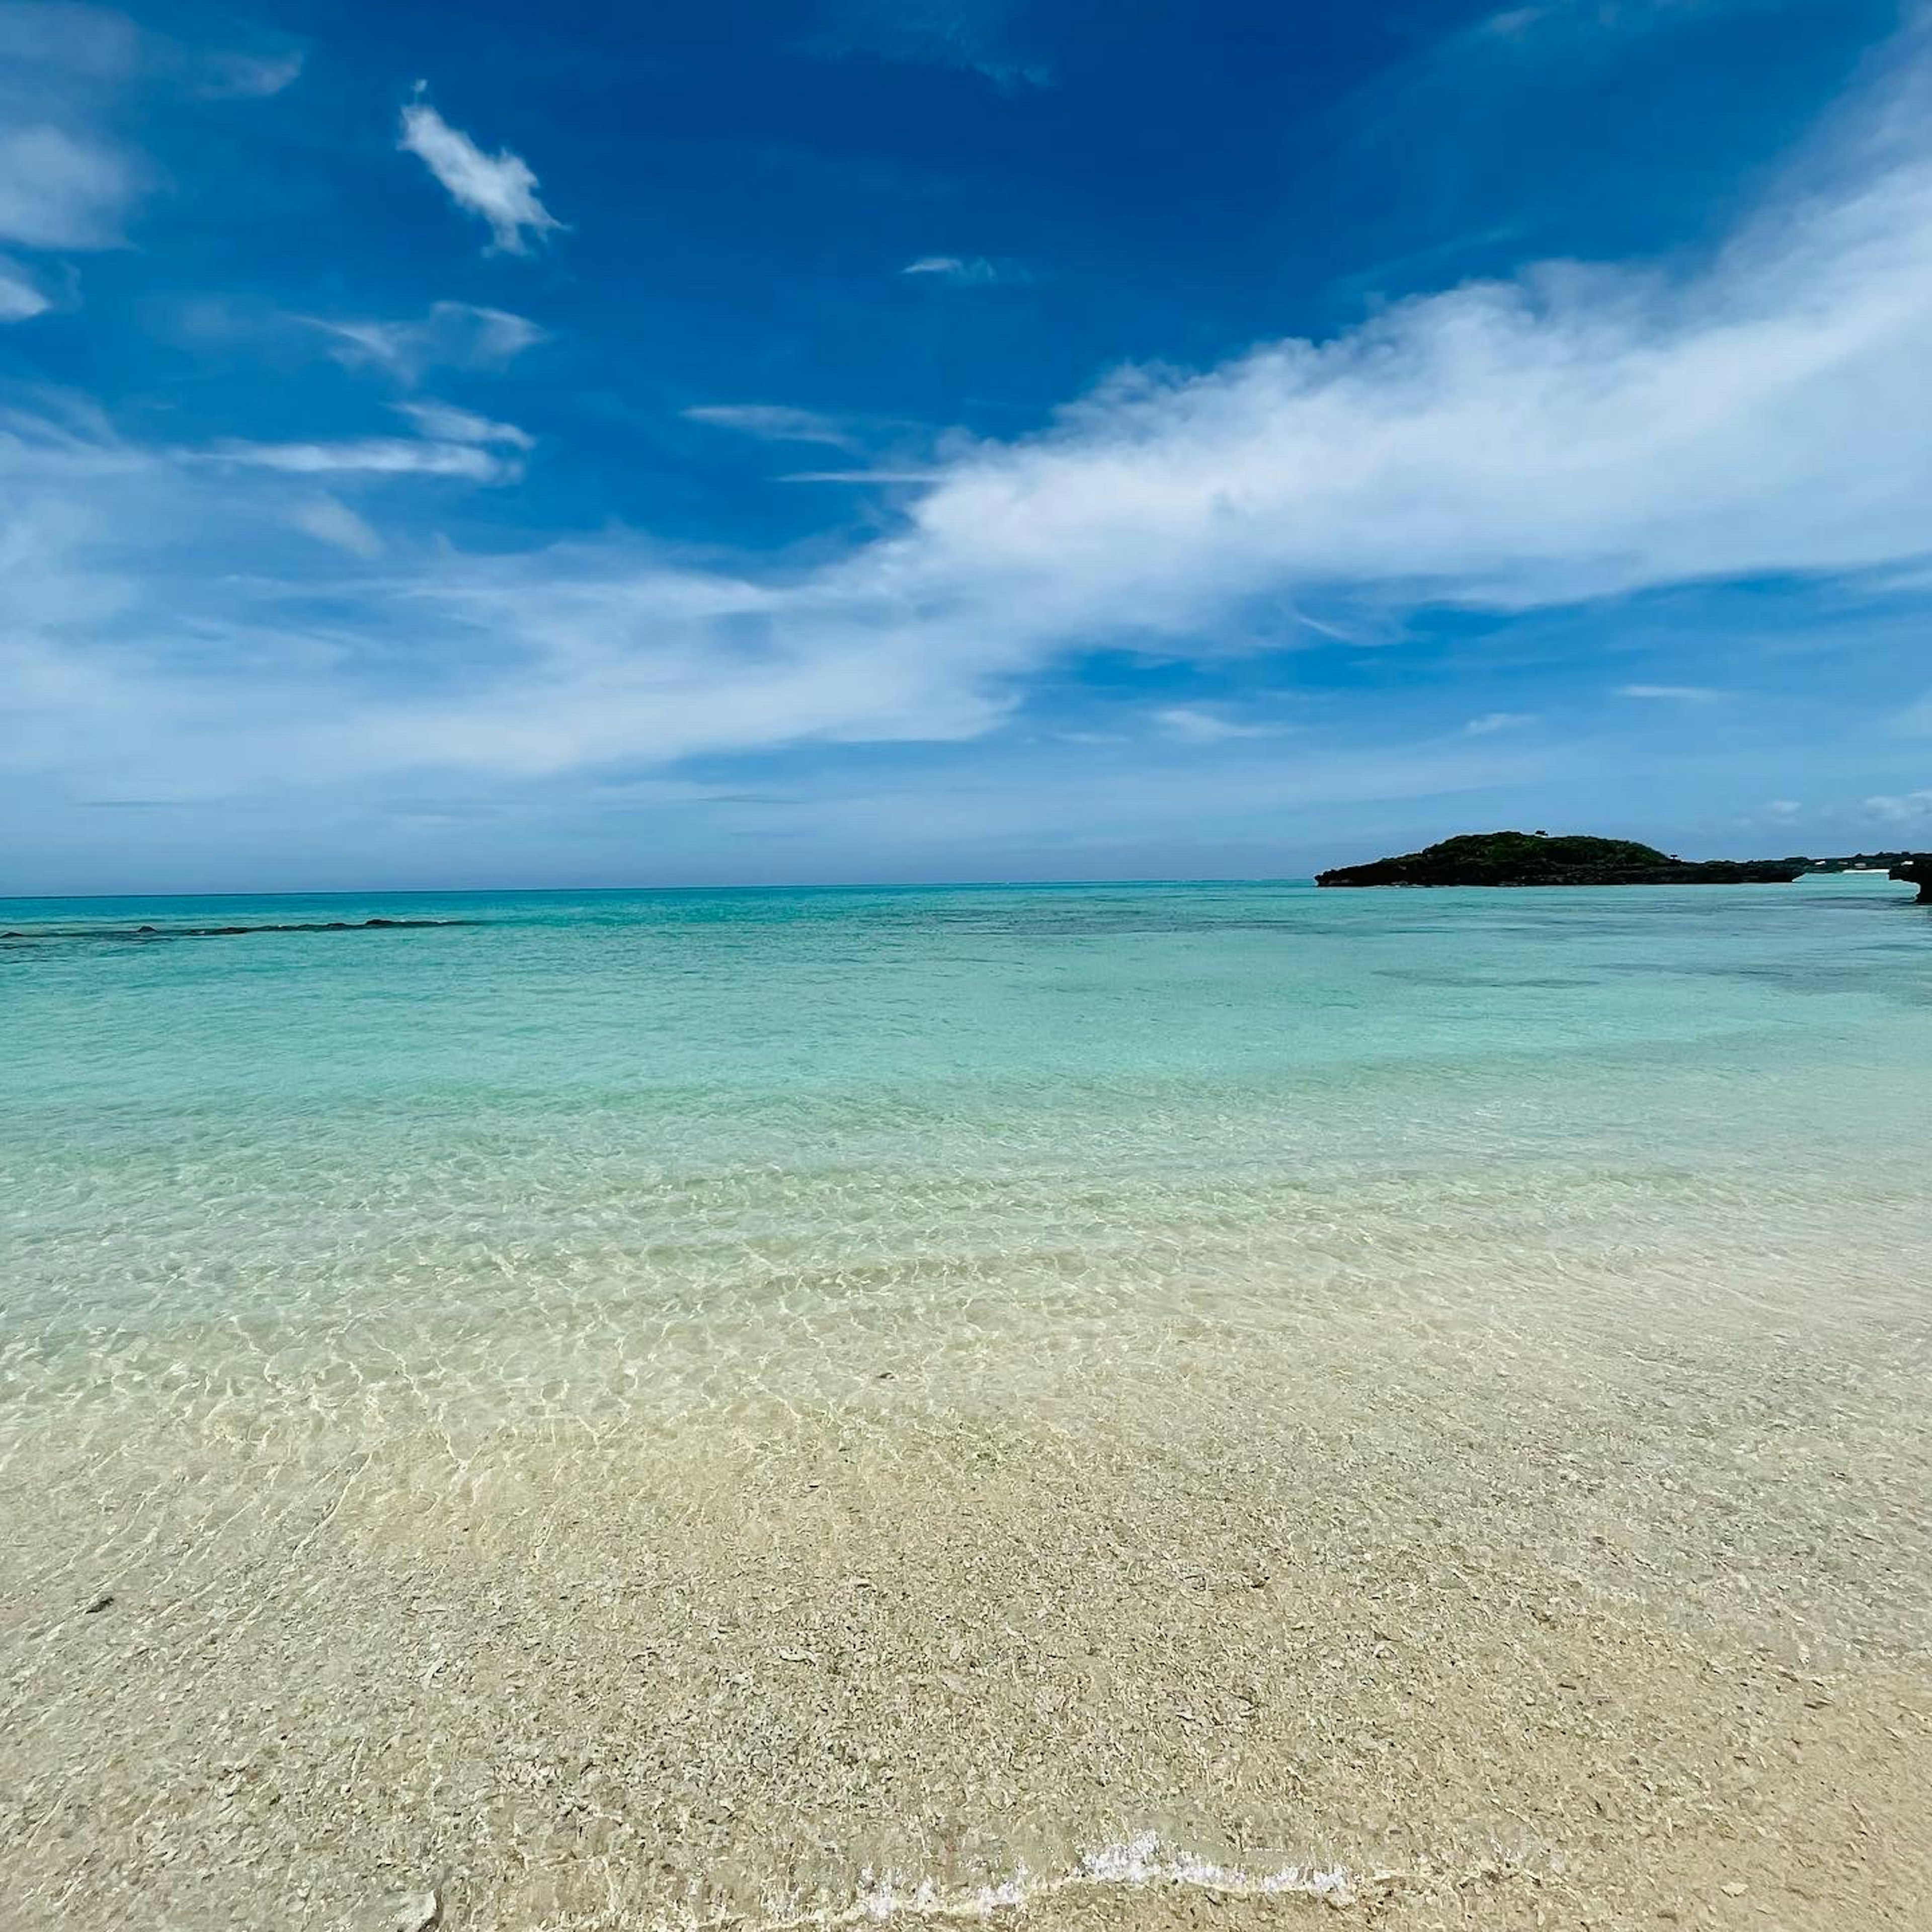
left=5, top=875, right=1930, bottom=1429
left=7, top=876, right=1932, bottom=1930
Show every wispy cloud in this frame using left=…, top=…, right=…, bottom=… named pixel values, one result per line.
left=0, top=4, right=298, bottom=261
left=0, top=122, right=137, bottom=248
left=1617, top=685, right=1728, bottom=702
left=901, top=255, right=1030, bottom=285
left=811, top=0, right=1051, bottom=92
left=398, top=96, right=562, bottom=255
left=686, top=403, right=941, bottom=481
left=314, top=303, right=545, bottom=381
left=192, top=47, right=304, bottom=100
left=779, top=467, right=944, bottom=485
left=1482, top=0, right=1780, bottom=47
left=0, top=253, right=49, bottom=319
left=288, top=496, right=384, bottom=558
left=16, top=26, right=1932, bottom=807
left=199, top=437, right=516, bottom=481
left=1463, top=710, right=1539, bottom=734
left=683, top=404, right=856, bottom=448
left=1151, top=705, right=1282, bottom=745
left=393, top=400, right=534, bottom=449
left=1864, top=788, right=1932, bottom=824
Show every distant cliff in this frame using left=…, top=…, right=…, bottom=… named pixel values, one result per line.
left=1316, top=832, right=1809, bottom=889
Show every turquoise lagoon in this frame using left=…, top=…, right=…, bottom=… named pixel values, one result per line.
left=6, top=874, right=1928, bottom=1427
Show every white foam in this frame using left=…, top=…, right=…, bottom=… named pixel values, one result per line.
left=765, top=1833, right=1358, bottom=1928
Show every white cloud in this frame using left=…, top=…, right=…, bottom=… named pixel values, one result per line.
left=398, top=98, right=561, bottom=256
left=316, top=302, right=544, bottom=381
left=846, top=58, right=1932, bottom=636
left=0, top=254, right=49, bottom=319
left=288, top=496, right=383, bottom=558
left=18, top=26, right=1932, bottom=806
left=1617, top=684, right=1728, bottom=702
left=686, top=404, right=931, bottom=476
left=1150, top=705, right=1281, bottom=744
left=1764, top=797, right=1803, bottom=819
left=0, top=123, right=136, bottom=248
left=0, top=5, right=300, bottom=267
left=780, top=467, right=943, bottom=485
left=200, top=437, right=513, bottom=481
left=194, top=48, right=304, bottom=100
left=0, top=2, right=301, bottom=97
left=901, top=255, right=1028, bottom=285
left=684, top=404, right=856, bottom=448
left=393, top=400, right=533, bottom=449
left=1463, top=710, right=1538, bottom=734
left=1864, top=788, right=1932, bottom=824
left=332, top=46, right=1932, bottom=780
left=0, top=6, right=144, bottom=249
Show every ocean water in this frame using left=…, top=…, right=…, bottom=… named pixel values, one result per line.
left=6, top=875, right=1928, bottom=1421
left=5, top=875, right=1931, bottom=1928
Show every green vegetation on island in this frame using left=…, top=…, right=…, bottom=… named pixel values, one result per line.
left=1315, top=832, right=1810, bottom=889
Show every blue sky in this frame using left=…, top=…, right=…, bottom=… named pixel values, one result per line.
left=4, top=0, right=1931, bottom=892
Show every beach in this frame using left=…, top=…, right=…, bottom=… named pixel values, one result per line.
left=4, top=879, right=1929, bottom=1928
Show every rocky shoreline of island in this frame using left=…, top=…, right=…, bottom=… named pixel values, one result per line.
left=1890, top=855, right=1932, bottom=901
left=1317, top=831, right=1932, bottom=895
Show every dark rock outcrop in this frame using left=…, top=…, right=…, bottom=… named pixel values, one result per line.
left=1317, top=831, right=1807, bottom=889
left=1890, top=856, right=1932, bottom=903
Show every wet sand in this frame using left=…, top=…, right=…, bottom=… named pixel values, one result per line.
left=6, top=1258, right=1930, bottom=1932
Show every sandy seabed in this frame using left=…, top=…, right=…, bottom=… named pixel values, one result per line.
left=4, top=1265, right=1930, bottom=1932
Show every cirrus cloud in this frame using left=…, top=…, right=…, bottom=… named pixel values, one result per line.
left=288, top=496, right=384, bottom=558
left=901, top=255, right=1030, bottom=285
left=314, top=302, right=546, bottom=381
left=0, top=253, right=50, bottom=319
left=0, top=122, right=137, bottom=248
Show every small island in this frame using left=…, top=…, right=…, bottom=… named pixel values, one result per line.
left=1316, top=831, right=1810, bottom=889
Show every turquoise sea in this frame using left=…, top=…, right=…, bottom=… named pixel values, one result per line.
left=7, top=874, right=1929, bottom=1417
left=5, top=874, right=1931, bottom=1928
